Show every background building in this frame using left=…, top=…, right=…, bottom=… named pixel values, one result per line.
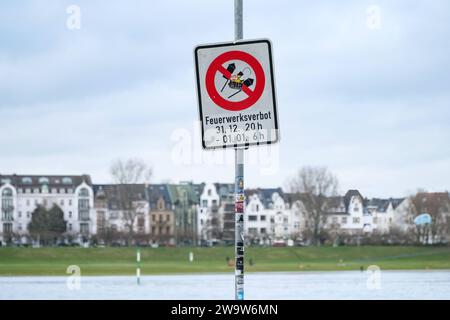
left=0, top=174, right=94, bottom=245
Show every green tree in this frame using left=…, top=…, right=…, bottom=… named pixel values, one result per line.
left=28, top=204, right=67, bottom=245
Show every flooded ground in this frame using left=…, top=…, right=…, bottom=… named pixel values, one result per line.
left=0, top=271, right=449, bottom=300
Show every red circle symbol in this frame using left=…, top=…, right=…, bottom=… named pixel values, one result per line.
left=205, top=50, right=265, bottom=111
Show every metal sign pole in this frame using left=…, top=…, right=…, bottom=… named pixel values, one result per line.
left=234, top=0, right=244, bottom=301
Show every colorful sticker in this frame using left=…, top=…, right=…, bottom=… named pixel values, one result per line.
left=236, top=176, right=244, bottom=193
left=236, top=193, right=245, bottom=202
left=235, top=201, right=244, bottom=213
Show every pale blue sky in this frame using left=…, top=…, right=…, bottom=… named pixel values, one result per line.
left=0, top=0, right=449, bottom=197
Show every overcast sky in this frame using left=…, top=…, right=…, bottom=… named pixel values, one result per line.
left=1, top=0, right=449, bottom=198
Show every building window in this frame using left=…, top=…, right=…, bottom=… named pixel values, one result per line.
left=21, top=177, right=32, bottom=184
left=202, top=200, right=208, bottom=207
left=212, top=200, right=217, bottom=207
left=18, top=211, right=22, bottom=218
left=38, top=177, right=49, bottom=184
left=3, top=223, right=13, bottom=234
left=200, top=219, right=204, bottom=226
left=62, top=177, right=73, bottom=185
left=68, top=223, right=72, bottom=231
left=69, top=211, right=73, bottom=219
left=157, top=199, right=165, bottom=210
left=60, top=199, right=64, bottom=206
left=248, top=228, right=257, bottom=235
left=256, top=204, right=259, bottom=211
left=248, top=215, right=257, bottom=221
left=342, top=217, right=347, bottom=224
left=1, top=188, right=14, bottom=221
left=260, top=228, right=266, bottom=234
left=354, top=206, right=359, bottom=212
left=207, top=189, right=212, bottom=196
left=332, top=217, right=338, bottom=224
left=27, top=211, right=30, bottom=218
left=353, top=217, right=360, bottom=224
left=260, top=215, right=266, bottom=221
left=80, top=223, right=89, bottom=235
left=78, top=188, right=89, bottom=197
left=166, top=226, right=170, bottom=234
left=18, top=223, right=22, bottom=231
left=166, top=214, right=170, bottom=222
left=2, top=188, right=13, bottom=197
left=152, top=215, right=156, bottom=222
left=78, top=188, right=90, bottom=221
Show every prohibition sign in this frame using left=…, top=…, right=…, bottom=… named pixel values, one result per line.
left=205, top=50, right=265, bottom=111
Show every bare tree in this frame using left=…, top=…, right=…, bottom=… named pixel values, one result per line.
left=288, top=166, right=339, bottom=246
left=408, top=191, right=450, bottom=244
left=110, top=159, right=153, bottom=244
left=110, top=158, right=153, bottom=184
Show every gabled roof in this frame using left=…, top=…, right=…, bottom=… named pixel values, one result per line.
left=364, top=197, right=406, bottom=212
left=245, top=188, right=284, bottom=207
left=344, top=189, right=363, bottom=210
left=166, top=183, right=199, bottom=205
left=147, top=184, right=172, bottom=209
left=213, top=183, right=234, bottom=197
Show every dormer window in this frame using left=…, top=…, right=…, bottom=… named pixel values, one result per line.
left=22, top=177, right=32, bottom=184
left=157, top=198, right=165, bottom=211
left=62, top=177, right=72, bottom=185
left=1, top=178, right=11, bottom=184
left=38, top=177, right=49, bottom=184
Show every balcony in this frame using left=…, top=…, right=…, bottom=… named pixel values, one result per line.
left=78, top=210, right=90, bottom=221
left=1, top=215, right=14, bottom=222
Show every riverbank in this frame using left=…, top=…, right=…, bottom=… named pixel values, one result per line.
left=0, top=246, right=449, bottom=276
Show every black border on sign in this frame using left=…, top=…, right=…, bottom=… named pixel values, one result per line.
left=194, top=39, right=279, bottom=150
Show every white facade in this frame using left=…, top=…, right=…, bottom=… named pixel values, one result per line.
left=245, top=193, right=270, bottom=239
left=197, top=183, right=220, bottom=241
left=0, top=175, right=95, bottom=245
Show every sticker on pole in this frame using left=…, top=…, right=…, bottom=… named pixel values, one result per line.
left=194, top=39, right=279, bottom=149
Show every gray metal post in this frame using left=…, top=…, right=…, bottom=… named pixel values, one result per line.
left=234, top=0, right=245, bottom=301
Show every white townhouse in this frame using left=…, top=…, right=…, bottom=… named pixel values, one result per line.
left=0, top=174, right=95, bottom=245
left=197, top=182, right=234, bottom=243
left=197, top=182, right=220, bottom=242
left=245, top=188, right=299, bottom=244
left=365, top=198, right=406, bottom=233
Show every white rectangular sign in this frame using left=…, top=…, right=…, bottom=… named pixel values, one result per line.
left=194, top=39, right=279, bottom=149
